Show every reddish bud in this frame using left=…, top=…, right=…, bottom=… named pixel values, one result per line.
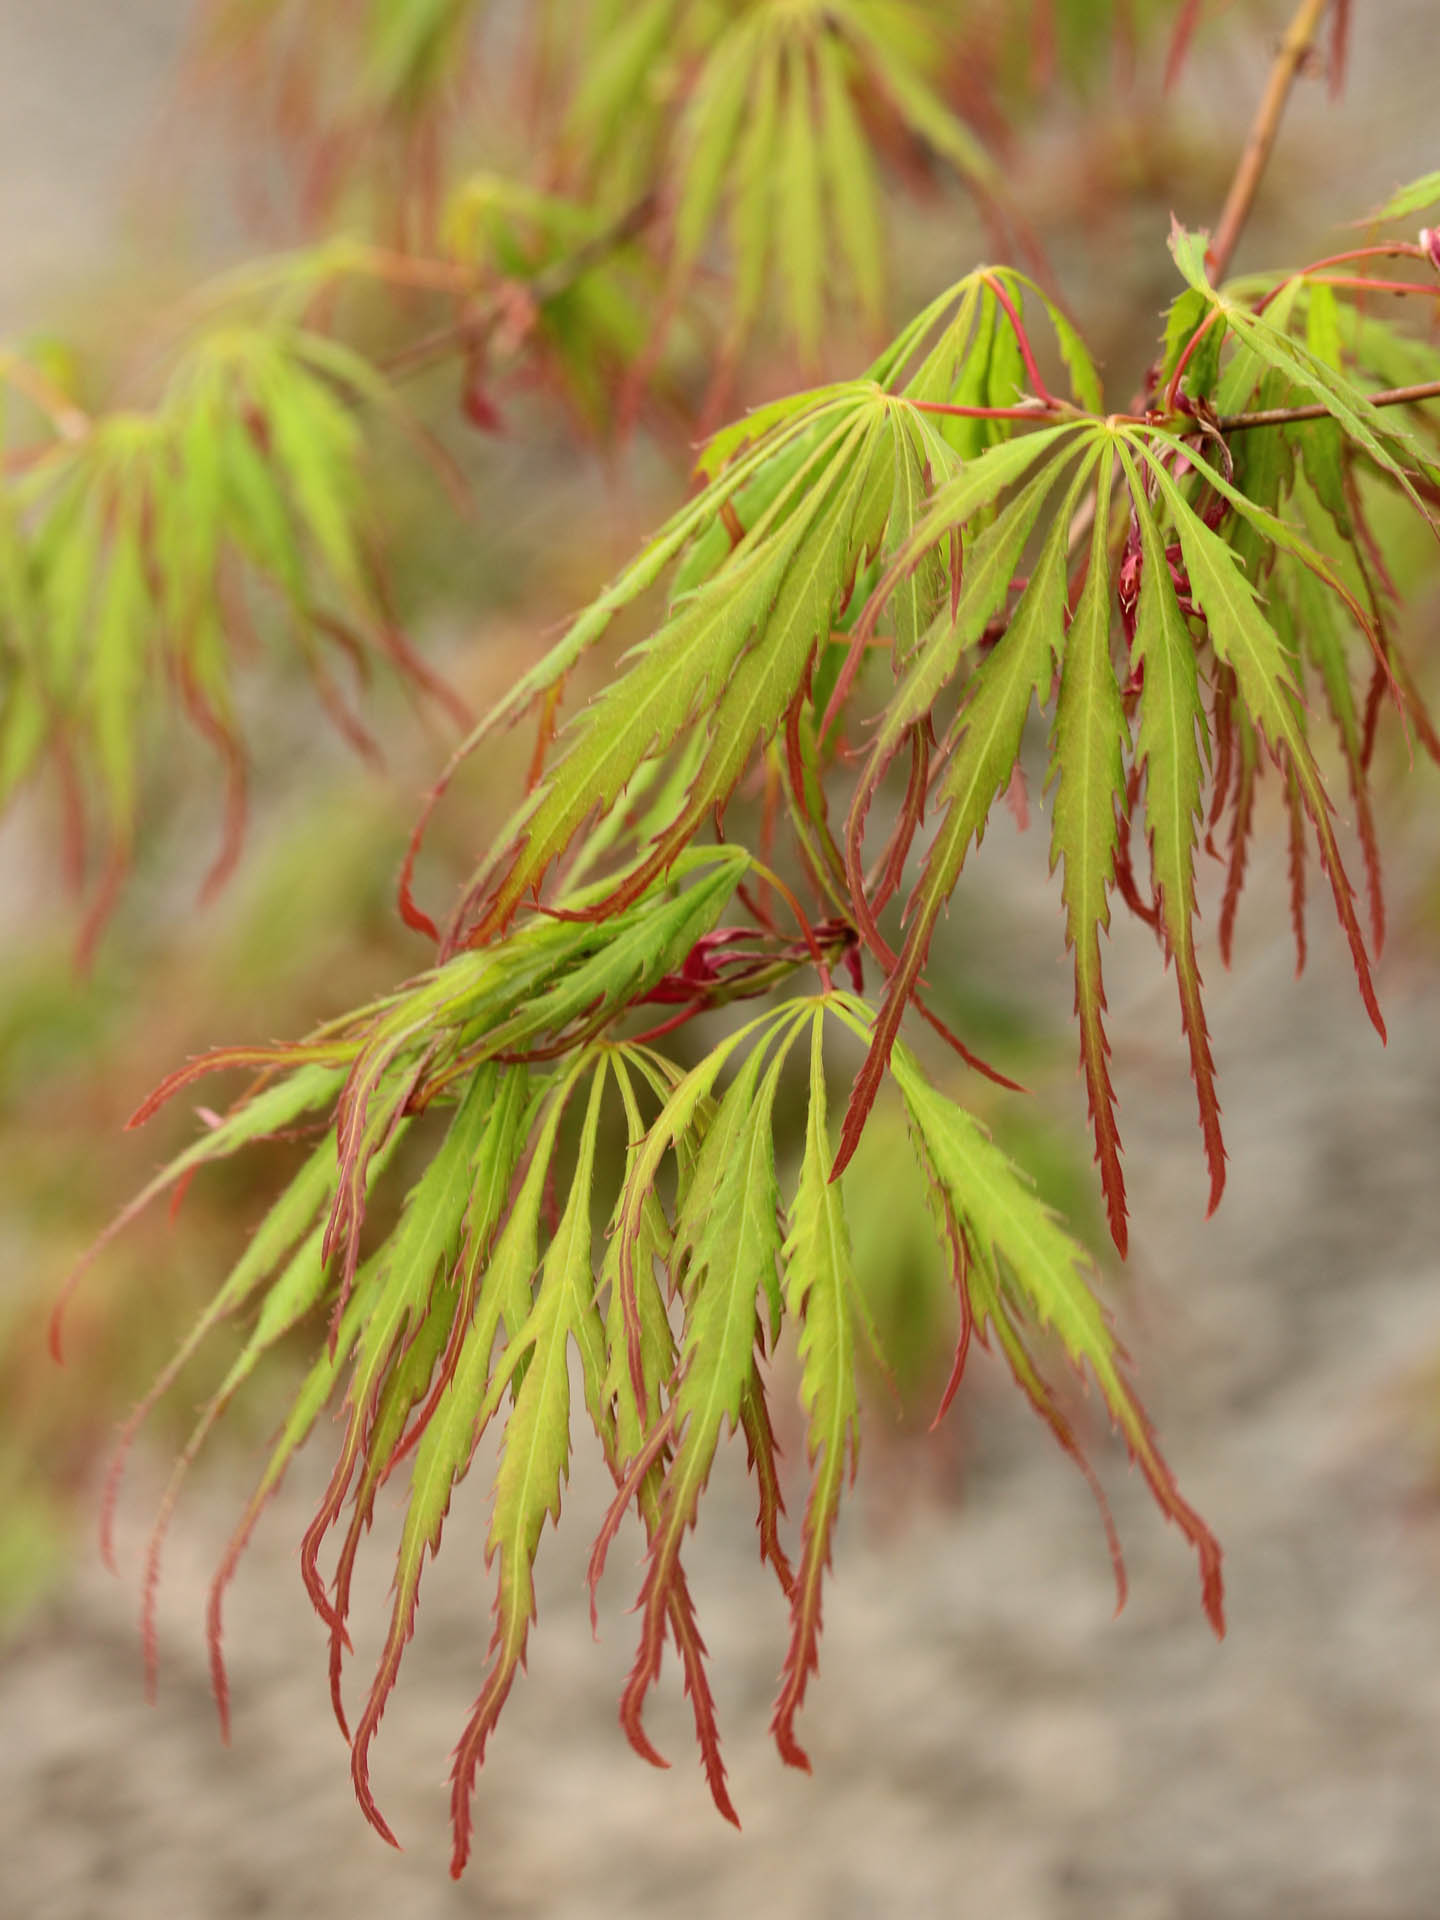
left=1117, top=523, right=1143, bottom=646
left=461, top=355, right=504, bottom=434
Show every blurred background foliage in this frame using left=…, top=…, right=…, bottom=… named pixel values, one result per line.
left=2, top=0, right=1439, bottom=1635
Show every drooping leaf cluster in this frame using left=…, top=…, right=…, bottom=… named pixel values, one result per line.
left=60, top=44, right=1440, bottom=1876
left=1152, top=214, right=1440, bottom=989
left=197, top=0, right=1238, bottom=215
left=563, top=0, right=996, bottom=384
left=81, top=931, right=1218, bottom=1877
left=408, top=222, right=1440, bottom=1250
left=4, top=0, right=1208, bottom=934
left=0, top=320, right=466, bottom=953
left=192, top=0, right=1228, bottom=395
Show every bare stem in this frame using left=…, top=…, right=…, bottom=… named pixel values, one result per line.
left=1218, top=379, right=1440, bottom=430
left=383, top=194, right=657, bottom=381
left=1207, top=0, right=1331, bottom=283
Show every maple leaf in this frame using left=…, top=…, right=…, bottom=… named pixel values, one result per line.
left=1044, top=440, right=1131, bottom=1252
left=770, top=1011, right=860, bottom=1770
left=1115, top=443, right=1224, bottom=1216
left=883, top=1030, right=1224, bottom=1636
left=607, top=1005, right=807, bottom=1806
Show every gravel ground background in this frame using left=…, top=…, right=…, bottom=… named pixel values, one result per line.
left=4, top=5, right=1440, bottom=1917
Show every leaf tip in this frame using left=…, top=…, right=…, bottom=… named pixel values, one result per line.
left=1204, top=1160, right=1226, bottom=1220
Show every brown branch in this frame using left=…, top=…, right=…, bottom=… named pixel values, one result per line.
left=530, top=194, right=658, bottom=305
left=335, top=247, right=480, bottom=295
left=381, top=307, right=497, bottom=383
left=1207, top=0, right=1330, bottom=283
left=381, top=193, right=658, bottom=382
left=1218, top=379, right=1440, bottom=431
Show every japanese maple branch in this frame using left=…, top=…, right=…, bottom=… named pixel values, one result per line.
left=1207, top=0, right=1331, bottom=282
left=1218, top=379, right=1440, bottom=430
